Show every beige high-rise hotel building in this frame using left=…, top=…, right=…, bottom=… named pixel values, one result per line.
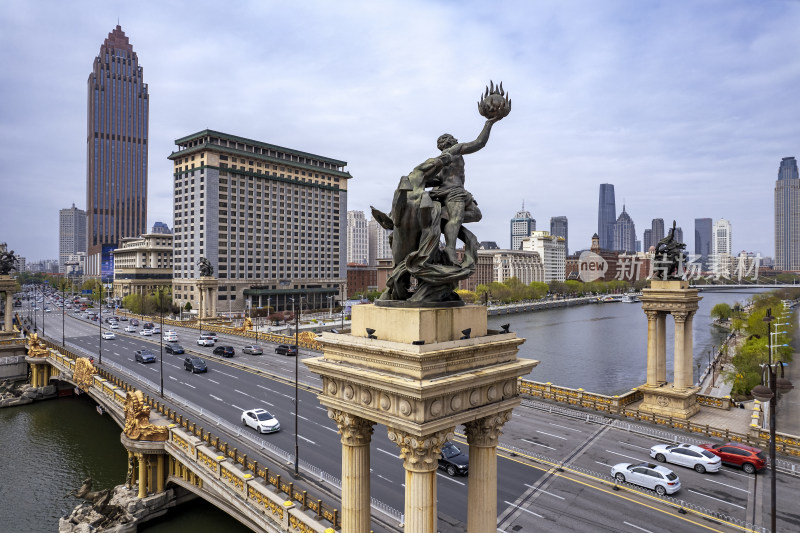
left=168, top=130, right=351, bottom=315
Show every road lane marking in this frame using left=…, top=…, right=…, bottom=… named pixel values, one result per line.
left=438, top=472, right=466, bottom=484
left=536, top=430, right=567, bottom=440
left=521, top=438, right=555, bottom=450
left=215, top=370, right=239, bottom=379
left=377, top=448, right=399, bottom=459
left=549, top=423, right=583, bottom=432
left=605, top=450, right=642, bottom=462
left=524, top=484, right=565, bottom=499
left=503, top=501, right=543, bottom=518
left=169, top=376, right=178, bottom=381
left=183, top=382, right=196, bottom=389
left=299, top=434, right=316, bottom=444
left=208, top=379, right=220, bottom=384
left=623, top=521, right=654, bottom=533
left=376, top=474, right=393, bottom=483
left=209, top=394, right=224, bottom=402
left=703, top=478, right=749, bottom=493
left=231, top=404, right=244, bottom=411
left=620, top=442, right=651, bottom=451
left=687, top=489, right=745, bottom=509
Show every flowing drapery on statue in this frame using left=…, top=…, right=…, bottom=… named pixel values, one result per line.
left=371, top=81, right=510, bottom=305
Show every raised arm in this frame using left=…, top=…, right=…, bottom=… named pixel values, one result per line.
left=446, top=118, right=500, bottom=156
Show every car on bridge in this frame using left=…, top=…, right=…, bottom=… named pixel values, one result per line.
left=109, top=323, right=119, bottom=329
left=213, top=345, right=235, bottom=357
left=275, top=344, right=298, bottom=356
left=124, top=325, right=137, bottom=333
left=139, top=329, right=153, bottom=336
left=183, top=357, right=207, bottom=373
left=242, top=345, right=263, bottom=355
left=200, top=332, right=219, bottom=342
left=101, top=331, right=115, bottom=340
left=438, top=441, right=469, bottom=476
left=163, top=331, right=178, bottom=342
left=649, top=443, right=721, bottom=473
left=164, top=343, right=185, bottom=354
left=698, top=442, right=766, bottom=474
left=197, top=336, right=214, bottom=346
left=241, top=408, right=280, bottom=434
left=611, top=462, right=681, bottom=496
left=130, top=319, right=139, bottom=326
left=134, top=349, right=156, bottom=364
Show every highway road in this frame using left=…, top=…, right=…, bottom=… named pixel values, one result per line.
left=24, top=298, right=800, bottom=532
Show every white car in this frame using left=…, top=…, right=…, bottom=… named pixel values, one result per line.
left=163, top=332, right=178, bottom=342
left=197, top=337, right=214, bottom=346
left=151, top=326, right=161, bottom=334
left=611, top=462, right=681, bottom=496
left=124, top=325, right=137, bottom=333
left=139, top=329, right=153, bottom=336
left=650, top=443, right=721, bottom=473
left=109, top=323, right=119, bottom=329
left=101, top=331, right=115, bottom=340
left=241, top=408, right=281, bottom=434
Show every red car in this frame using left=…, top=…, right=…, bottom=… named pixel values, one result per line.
left=699, top=442, right=766, bottom=474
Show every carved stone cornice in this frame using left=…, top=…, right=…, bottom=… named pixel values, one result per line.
left=329, top=409, right=374, bottom=447
left=386, top=427, right=453, bottom=472
left=463, top=410, right=512, bottom=447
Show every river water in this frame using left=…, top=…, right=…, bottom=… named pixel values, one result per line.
left=489, top=290, right=764, bottom=395
left=1, top=289, right=760, bottom=532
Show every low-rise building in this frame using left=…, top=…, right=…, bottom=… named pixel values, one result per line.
left=112, top=233, right=173, bottom=300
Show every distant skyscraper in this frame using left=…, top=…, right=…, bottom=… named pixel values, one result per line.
left=347, top=210, right=369, bottom=264
left=775, top=156, right=800, bottom=271
left=59, top=203, right=86, bottom=273
left=550, top=216, right=568, bottom=255
left=613, top=205, right=637, bottom=253
left=713, top=219, right=732, bottom=255
left=86, top=25, right=149, bottom=279
left=694, top=218, right=712, bottom=269
left=643, top=229, right=653, bottom=251
left=597, top=184, right=616, bottom=250
left=651, top=218, right=665, bottom=245
left=368, top=217, right=392, bottom=266
left=510, top=205, right=536, bottom=250
left=151, top=221, right=172, bottom=234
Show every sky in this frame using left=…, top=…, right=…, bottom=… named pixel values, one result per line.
left=2, top=0, right=800, bottom=263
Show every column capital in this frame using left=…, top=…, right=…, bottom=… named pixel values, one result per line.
left=387, top=427, right=453, bottom=473
left=463, top=410, right=513, bottom=447
left=673, top=311, right=688, bottom=323
left=329, top=409, right=374, bottom=447
left=644, top=310, right=660, bottom=321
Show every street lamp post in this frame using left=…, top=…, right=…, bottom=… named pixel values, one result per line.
left=98, top=283, right=103, bottom=364
left=156, top=289, right=165, bottom=397
left=61, top=279, right=65, bottom=347
left=327, top=295, right=333, bottom=319
left=291, top=296, right=300, bottom=477
left=752, top=361, right=794, bottom=533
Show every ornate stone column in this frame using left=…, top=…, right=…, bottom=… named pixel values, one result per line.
left=330, top=409, right=374, bottom=533
left=4, top=290, right=12, bottom=333
left=464, top=411, right=512, bottom=533
left=136, top=453, right=147, bottom=498
left=673, top=312, right=687, bottom=390
left=644, top=311, right=659, bottom=386
left=656, top=312, right=667, bottom=383
left=683, top=311, right=695, bottom=387
left=388, top=428, right=453, bottom=533
left=156, top=455, right=165, bottom=493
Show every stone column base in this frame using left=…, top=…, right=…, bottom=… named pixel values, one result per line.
left=638, top=384, right=700, bottom=420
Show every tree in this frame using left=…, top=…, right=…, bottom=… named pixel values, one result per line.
left=456, top=289, right=478, bottom=303
left=710, top=303, right=732, bottom=322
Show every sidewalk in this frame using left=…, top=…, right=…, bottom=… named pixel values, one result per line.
left=776, top=358, right=800, bottom=436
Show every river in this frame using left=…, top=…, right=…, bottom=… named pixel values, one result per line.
left=489, top=289, right=765, bottom=395
left=1, top=289, right=761, bottom=531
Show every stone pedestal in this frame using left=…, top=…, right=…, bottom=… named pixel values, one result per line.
left=638, top=280, right=701, bottom=420
left=0, top=275, right=17, bottom=335
left=196, top=277, right=218, bottom=319
left=306, top=304, right=538, bottom=532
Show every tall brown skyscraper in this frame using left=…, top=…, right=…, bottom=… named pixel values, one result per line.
left=86, top=25, right=149, bottom=279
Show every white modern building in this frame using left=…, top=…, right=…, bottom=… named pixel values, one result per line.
left=486, top=249, right=544, bottom=284
left=510, top=206, right=536, bottom=251
left=347, top=210, right=369, bottom=265
left=368, top=217, right=392, bottom=266
left=521, top=230, right=566, bottom=282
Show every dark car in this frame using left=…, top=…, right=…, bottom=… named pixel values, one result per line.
left=164, top=343, right=185, bottom=354
left=438, top=441, right=469, bottom=476
left=213, top=345, right=235, bottom=357
left=143, top=322, right=155, bottom=330
left=134, top=349, right=156, bottom=364
left=130, top=319, right=139, bottom=326
left=183, top=357, right=207, bottom=373
left=699, top=442, right=767, bottom=474
left=242, top=345, right=263, bottom=355
left=275, top=344, right=298, bottom=356
left=120, top=316, right=129, bottom=321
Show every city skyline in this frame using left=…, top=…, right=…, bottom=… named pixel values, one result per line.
left=2, top=2, right=799, bottom=261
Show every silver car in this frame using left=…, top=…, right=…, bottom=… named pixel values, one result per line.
left=650, top=443, right=721, bottom=473
left=610, top=462, right=681, bottom=496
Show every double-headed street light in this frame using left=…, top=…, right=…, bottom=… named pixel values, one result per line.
left=752, top=361, right=794, bottom=533
left=290, top=295, right=302, bottom=477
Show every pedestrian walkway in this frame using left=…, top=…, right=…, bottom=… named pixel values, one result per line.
left=776, top=358, right=800, bottom=436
